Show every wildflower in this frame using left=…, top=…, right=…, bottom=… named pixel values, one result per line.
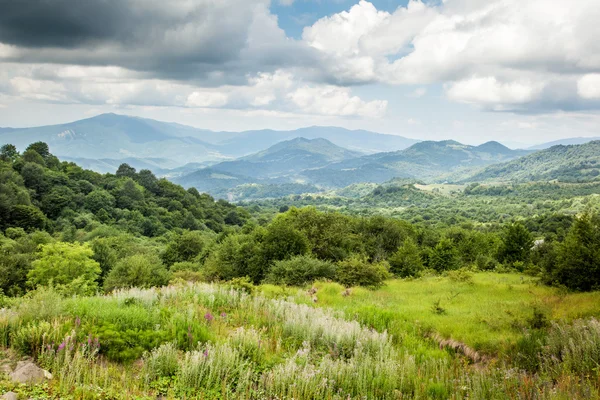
left=220, top=312, right=227, bottom=318
left=58, top=342, right=66, bottom=351
left=204, top=312, right=214, bottom=323
left=75, top=316, right=81, bottom=327
left=203, top=349, right=209, bottom=357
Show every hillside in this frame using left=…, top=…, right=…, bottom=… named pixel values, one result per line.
left=0, top=114, right=418, bottom=170
left=463, top=141, right=600, bottom=183
left=529, top=136, right=600, bottom=150
left=302, top=140, right=530, bottom=188
left=0, top=113, right=225, bottom=164
left=210, top=137, right=361, bottom=179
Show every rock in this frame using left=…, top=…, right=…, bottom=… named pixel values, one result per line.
left=1, top=392, right=17, bottom=400
left=9, top=361, right=52, bottom=384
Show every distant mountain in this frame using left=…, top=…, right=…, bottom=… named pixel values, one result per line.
left=0, top=114, right=418, bottom=169
left=303, top=140, right=531, bottom=187
left=61, top=156, right=187, bottom=175
left=529, top=137, right=600, bottom=150
left=462, top=141, right=600, bottom=183
left=0, top=113, right=225, bottom=164
left=214, top=126, right=419, bottom=156
left=210, top=138, right=361, bottom=179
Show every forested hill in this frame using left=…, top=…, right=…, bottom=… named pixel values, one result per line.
left=0, top=141, right=249, bottom=235
left=462, top=141, right=600, bottom=183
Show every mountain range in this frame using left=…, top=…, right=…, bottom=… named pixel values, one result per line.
left=2, top=113, right=600, bottom=200
left=0, top=113, right=418, bottom=164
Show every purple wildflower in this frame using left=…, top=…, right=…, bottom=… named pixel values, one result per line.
left=58, top=342, right=66, bottom=351
left=220, top=312, right=227, bottom=318
left=204, top=312, right=214, bottom=323
left=203, top=349, right=209, bottom=357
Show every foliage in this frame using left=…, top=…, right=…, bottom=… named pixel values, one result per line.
left=104, top=253, right=170, bottom=291
left=335, top=256, right=391, bottom=288
left=27, top=242, right=101, bottom=296
left=265, top=255, right=337, bottom=286
left=388, top=238, right=423, bottom=277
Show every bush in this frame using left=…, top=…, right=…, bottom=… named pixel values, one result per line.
left=27, top=242, right=101, bottom=296
left=388, top=238, right=423, bottom=278
left=429, top=239, right=459, bottom=272
left=266, top=255, right=337, bottom=286
left=104, top=253, right=170, bottom=291
left=335, top=256, right=391, bottom=288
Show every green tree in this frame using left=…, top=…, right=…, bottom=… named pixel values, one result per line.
left=25, top=142, right=50, bottom=159
left=27, top=242, right=101, bottom=295
left=266, top=255, right=336, bottom=286
left=335, top=256, right=391, bottom=288
left=85, top=189, right=116, bottom=213
left=162, top=231, right=207, bottom=266
left=429, top=238, right=460, bottom=272
left=388, top=238, right=424, bottom=277
left=104, top=253, right=170, bottom=291
left=498, top=222, right=534, bottom=265
left=546, top=211, right=600, bottom=291
left=0, top=144, right=19, bottom=163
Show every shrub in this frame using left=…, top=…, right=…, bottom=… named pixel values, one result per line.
left=266, top=255, right=337, bottom=286
left=388, top=238, right=423, bottom=278
left=429, top=239, right=460, bottom=272
left=104, top=253, right=170, bottom=291
left=335, top=256, right=391, bottom=288
left=27, top=242, right=101, bottom=296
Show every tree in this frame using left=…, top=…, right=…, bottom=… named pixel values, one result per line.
left=335, top=256, right=391, bottom=288
left=388, top=238, right=424, bottom=278
left=0, top=144, right=19, bottom=163
left=429, top=238, right=460, bottom=272
left=25, top=142, right=50, bottom=159
left=116, top=163, right=137, bottom=178
left=546, top=211, right=600, bottom=291
left=104, top=253, right=170, bottom=291
left=85, top=189, right=116, bottom=213
left=498, top=222, right=534, bottom=265
left=10, top=205, right=46, bottom=231
left=266, top=255, right=336, bottom=286
left=27, top=242, right=101, bottom=295
left=261, top=220, right=310, bottom=264
left=162, top=231, right=207, bottom=266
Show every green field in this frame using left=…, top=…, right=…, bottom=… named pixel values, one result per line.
left=0, top=276, right=599, bottom=399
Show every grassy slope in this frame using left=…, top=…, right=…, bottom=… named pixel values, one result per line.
left=273, top=273, right=600, bottom=355
left=1, top=277, right=600, bottom=398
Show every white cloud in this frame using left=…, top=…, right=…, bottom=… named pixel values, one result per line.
left=302, top=0, right=600, bottom=110
left=446, top=77, right=545, bottom=109
left=578, top=74, right=600, bottom=99
left=287, top=85, right=387, bottom=118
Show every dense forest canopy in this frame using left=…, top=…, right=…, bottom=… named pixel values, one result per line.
left=1, top=141, right=600, bottom=298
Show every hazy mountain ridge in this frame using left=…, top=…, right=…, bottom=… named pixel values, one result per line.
left=0, top=114, right=418, bottom=166
left=462, top=141, right=600, bottom=183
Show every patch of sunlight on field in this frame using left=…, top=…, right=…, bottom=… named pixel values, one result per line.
left=274, top=273, right=566, bottom=355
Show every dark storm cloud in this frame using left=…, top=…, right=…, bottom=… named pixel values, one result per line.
left=0, top=0, right=132, bottom=48
left=0, top=0, right=315, bottom=83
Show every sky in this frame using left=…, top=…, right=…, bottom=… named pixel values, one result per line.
left=0, top=0, right=599, bottom=146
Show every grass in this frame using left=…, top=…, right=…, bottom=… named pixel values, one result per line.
left=281, top=273, right=557, bottom=355
left=0, top=277, right=599, bottom=398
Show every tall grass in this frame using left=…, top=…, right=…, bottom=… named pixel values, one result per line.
left=1, top=280, right=600, bottom=399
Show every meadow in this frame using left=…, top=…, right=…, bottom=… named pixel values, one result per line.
left=0, top=275, right=599, bottom=399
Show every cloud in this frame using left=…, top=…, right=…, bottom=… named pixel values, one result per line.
left=287, top=85, right=387, bottom=117
left=578, top=74, right=600, bottom=99
left=446, top=77, right=545, bottom=110
left=302, top=0, right=600, bottom=111
left=0, top=0, right=313, bottom=84
left=1, top=0, right=599, bottom=116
